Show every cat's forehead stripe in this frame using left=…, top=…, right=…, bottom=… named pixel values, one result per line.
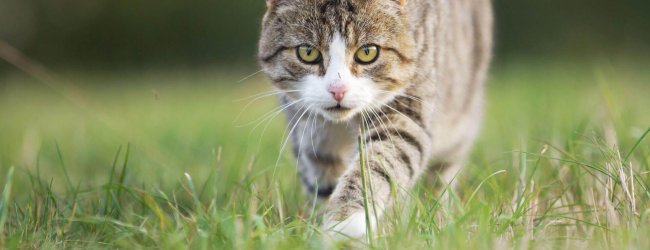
left=329, top=33, right=346, bottom=60
left=325, top=33, right=350, bottom=79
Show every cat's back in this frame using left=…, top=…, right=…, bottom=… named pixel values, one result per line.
left=407, top=0, right=493, bottom=159
left=408, top=0, right=492, bottom=78
left=405, top=0, right=492, bottom=93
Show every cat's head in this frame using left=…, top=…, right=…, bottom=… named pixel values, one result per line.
left=258, top=0, right=416, bottom=122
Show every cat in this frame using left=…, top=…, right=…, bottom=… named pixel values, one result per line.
left=258, top=0, right=492, bottom=239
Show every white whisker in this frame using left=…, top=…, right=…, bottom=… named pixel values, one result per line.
left=296, top=107, right=315, bottom=167
left=309, top=110, right=318, bottom=158
left=379, top=102, right=425, bottom=131
left=254, top=99, right=305, bottom=148
left=237, top=69, right=265, bottom=83
left=375, top=89, right=427, bottom=106
left=274, top=105, right=313, bottom=179
left=237, top=98, right=301, bottom=128
left=233, top=89, right=301, bottom=126
left=366, top=106, right=401, bottom=154
left=234, top=89, right=300, bottom=102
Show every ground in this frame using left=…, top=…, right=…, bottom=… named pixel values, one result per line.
left=0, top=61, right=649, bottom=249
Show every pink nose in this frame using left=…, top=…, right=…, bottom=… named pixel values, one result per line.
left=327, top=83, right=348, bottom=102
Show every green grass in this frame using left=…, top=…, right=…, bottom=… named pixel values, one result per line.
left=0, top=61, right=649, bottom=249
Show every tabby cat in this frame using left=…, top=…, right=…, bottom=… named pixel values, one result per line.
left=258, top=0, right=492, bottom=238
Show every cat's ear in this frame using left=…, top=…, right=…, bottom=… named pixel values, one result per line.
left=265, top=0, right=280, bottom=9
left=392, top=0, right=407, bottom=6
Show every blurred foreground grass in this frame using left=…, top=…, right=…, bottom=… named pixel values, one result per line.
left=0, top=61, right=649, bottom=248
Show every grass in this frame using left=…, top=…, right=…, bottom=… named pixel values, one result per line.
left=0, top=61, right=649, bottom=249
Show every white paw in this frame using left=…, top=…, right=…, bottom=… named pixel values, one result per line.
left=323, top=212, right=374, bottom=240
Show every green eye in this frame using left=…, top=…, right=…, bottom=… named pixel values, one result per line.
left=355, top=45, right=379, bottom=64
left=296, top=45, right=321, bottom=64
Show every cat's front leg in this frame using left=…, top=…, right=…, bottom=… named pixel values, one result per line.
left=323, top=114, right=432, bottom=239
left=291, top=114, right=358, bottom=199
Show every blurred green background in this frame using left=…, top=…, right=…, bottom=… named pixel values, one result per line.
left=1, top=0, right=649, bottom=71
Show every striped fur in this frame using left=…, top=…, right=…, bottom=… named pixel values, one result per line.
left=259, top=0, right=493, bottom=238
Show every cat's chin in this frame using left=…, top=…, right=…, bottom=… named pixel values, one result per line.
left=317, top=107, right=358, bottom=123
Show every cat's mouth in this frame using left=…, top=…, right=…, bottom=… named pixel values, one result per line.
left=321, top=104, right=356, bottom=122
left=325, top=104, right=351, bottom=112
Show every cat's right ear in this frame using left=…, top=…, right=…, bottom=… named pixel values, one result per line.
left=393, top=0, right=407, bottom=6
left=265, top=0, right=288, bottom=10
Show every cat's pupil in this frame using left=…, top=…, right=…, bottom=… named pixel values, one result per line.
left=364, top=47, right=370, bottom=55
left=306, top=47, right=312, bottom=55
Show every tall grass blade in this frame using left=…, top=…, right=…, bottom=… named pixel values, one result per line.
left=0, top=167, right=15, bottom=244
left=113, top=143, right=131, bottom=218
left=55, top=142, right=73, bottom=192
left=466, top=170, right=507, bottom=207
left=357, top=125, right=373, bottom=243
left=104, top=145, right=122, bottom=215
left=184, top=172, right=203, bottom=212
left=624, top=127, right=650, bottom=163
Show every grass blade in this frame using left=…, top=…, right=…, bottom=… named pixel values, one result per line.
left=113, top=143, right=131, bottom=218
left=104, top=145, right=123, bottom=215
left=624, top=127, right=650, bottom=163
left=0, top=166, right=15, bottom=244
left=466, top=170, right=507, bottom=206
left=357, top=125, right=373, bottom=243
left=55, top=142, right=73, bottom=192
